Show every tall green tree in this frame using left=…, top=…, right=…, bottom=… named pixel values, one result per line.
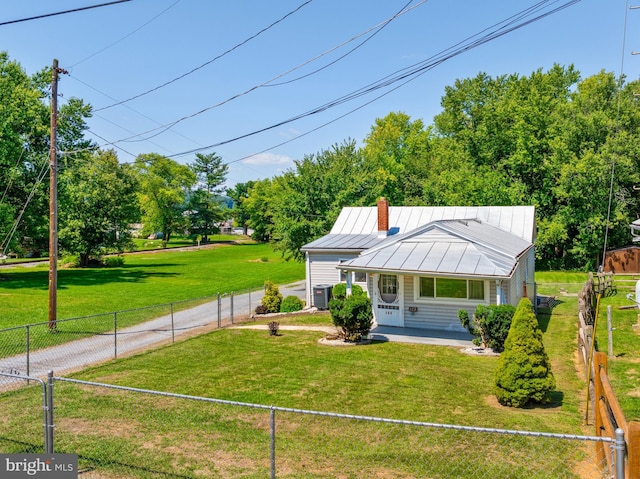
left=270, top=140, right=378, bottom=260
left=427, top=65, right=640, bottom=269
left=188, top=152, right=228, bottom=242
left=362, top=112, right=430, bottom=205
left=495, top=298, right=555, bottom=407
left=0, top=52, right=94, bottom=256
left=227, top=180, right=255, bottom=235
left=134, top=153, right=196, bottom=246
left=59, top=150, right=139, bottom=266
left=538, top=71, right=640, bottom=269
left=243, top=178, right=277, bottom=243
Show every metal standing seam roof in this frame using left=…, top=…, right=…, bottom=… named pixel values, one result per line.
left=301, top=233, right=384, bottom=251
left=338, top=219, right=533, bottom=279
left=328, top=205, right=535, bottom=242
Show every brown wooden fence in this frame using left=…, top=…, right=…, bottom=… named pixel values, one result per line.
left=594, top=352, right=640, bottom=478
left=577, top=274, right=639, bottom=478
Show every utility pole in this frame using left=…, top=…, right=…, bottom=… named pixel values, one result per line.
left=48, top=59, right=66, bottom=331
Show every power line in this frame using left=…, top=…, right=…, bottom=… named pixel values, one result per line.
left=94, top=0, right=313, bottom=112
left=94, top=0, right=428, bottom=145
left=0, top=158, right=49, bottom=255
left=71, top=0, right=181, bottom=68
left=133, top=0, right=583, bottom=157
left=0, top=1, right=131, bottom=27
left=67, top=74, right=205, bottom=151
left=601, top=0, right=632, bottom=267
left=67, top=1, right=426, bottom=157
left=62, top=1, right=582, bottom=162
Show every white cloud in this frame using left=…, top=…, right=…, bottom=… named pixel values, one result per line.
left=279, top=128, right=301, bottom=139
left=242, top=153, right=293, bottom=166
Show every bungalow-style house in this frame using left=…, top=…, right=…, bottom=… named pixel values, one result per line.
left=301, top=199, right=536, bottom=332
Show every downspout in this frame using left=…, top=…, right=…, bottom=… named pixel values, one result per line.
left=305, top=251, right=311, bottom=307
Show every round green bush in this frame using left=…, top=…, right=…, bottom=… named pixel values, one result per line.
left=280, top=295, right=303, bottom=313
left=102, top=255, right=125, bottom=268
left=332, top=283, right=347, bottom=300
left=329, top=293, right=373, bottom=342
left=261, top=281, right=283, bottom=314
left=494, top=298, right=555, bottom=407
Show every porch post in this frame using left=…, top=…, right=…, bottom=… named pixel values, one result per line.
left=495, top=280, right=502, bottom=305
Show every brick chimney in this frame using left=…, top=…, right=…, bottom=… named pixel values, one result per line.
left=377, top=197, right=389, bottom=237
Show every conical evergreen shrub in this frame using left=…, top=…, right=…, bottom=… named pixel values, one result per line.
left=494, top=297, right=555, bottom=407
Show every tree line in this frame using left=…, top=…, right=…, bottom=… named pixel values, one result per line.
left=2, top=50, right=639, bottom=270
left=232, top=64, right=640, bottom=270
left=0, top=52, right=229, bottom=266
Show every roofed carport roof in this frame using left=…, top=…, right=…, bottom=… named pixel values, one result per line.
left=338, top=219, right=532, bottom=279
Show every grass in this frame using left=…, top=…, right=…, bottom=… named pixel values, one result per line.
left=0, top=270, right=609, bottom=477
left=130, top=234, right=239, bottom=251
left=592, top=274, right=640, bottom=421
left=1, top=313, right=597, bottom=478
left=0, top=242, right=304, bottom=328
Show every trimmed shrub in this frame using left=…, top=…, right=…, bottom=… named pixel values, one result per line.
left=254, top=304, right=268, bottom=315
left=329, top=292, right=373, bottom=342
left=261, top=281, right=282, bottom=313
left=103, top=256, right=125, bottom=268
left=494, top=298, right=555, bottom=408
left=268, top=321, right=279, bottom=336
left=459, top=304, right=515, bottom=352
left=61, top=254, right=81, bottom=268
left=280, top=295, right=303, bottom=313
left=332, top=283, right=347, bottom=300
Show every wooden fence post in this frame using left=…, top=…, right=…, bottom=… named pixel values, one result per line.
left=629, top=421, right=640, bottom=479
left=594, top=352, right=607, bottom=465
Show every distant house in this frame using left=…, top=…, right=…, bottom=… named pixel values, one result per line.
left=301, top=199, right=536, bottom=332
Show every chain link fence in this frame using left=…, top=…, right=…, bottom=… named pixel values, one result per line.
left=0, top=373, right=624, bottom=478
left=0, top=288, right=262, bottom=379
left=0, top=372, right=51, bottom=455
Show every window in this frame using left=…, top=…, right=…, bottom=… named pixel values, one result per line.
left=380, top=274, right=397, bottom=295
left=419, top=277, right=434, bottom=297
left=354, top=271, right=367, bottom=283
left=340, top=269, right=367, bottom=283
left=468, top=280, right=485, bottom=300
left=437, top=278, right=467, bottom=298
left=379, top=274, right=398, bottom=304
left=417, top=277, right=485, bottom=301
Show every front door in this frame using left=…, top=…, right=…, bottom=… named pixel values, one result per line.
left=373, top=274, right=403, bottom=327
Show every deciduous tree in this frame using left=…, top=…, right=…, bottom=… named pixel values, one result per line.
left=59, top=150, right=139, bottom=266
left=134, top=153, right=196, bottom=246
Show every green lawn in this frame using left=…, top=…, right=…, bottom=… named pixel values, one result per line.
left=130, top=234, right=240, bottom=251
left=0, top=270, right=609, bottom=478
left=593, top=274, right=640, bottom=421
left=0, top=243, right=304, bottom=328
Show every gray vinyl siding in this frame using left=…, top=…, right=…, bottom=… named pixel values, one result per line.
left=400, top=276, right=496, bottom=332
left=306, top=252, right=359, bottom=307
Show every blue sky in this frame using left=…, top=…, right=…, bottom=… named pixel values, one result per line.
left=0, top=1, right=635, bottom=188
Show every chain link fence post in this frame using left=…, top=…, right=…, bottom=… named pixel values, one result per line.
left=170, top=303, right=175, bottom=343
left=230, top=292, right=234, bottom=324
left=217, top=293, right=221, bottom=328
left=270, top=407, right=276, bottom=479
left=25, top=325, right=30, bottom=378
left=615, top=428, right=625, bottom=479
left=46, top=371, right=54, bottom=454
left=113, top=312, right=118, bottom=359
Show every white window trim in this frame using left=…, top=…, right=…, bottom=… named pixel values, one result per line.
left=412, top=276, right=489, bottom=304
left=338, top=264, right=368, bottom=285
